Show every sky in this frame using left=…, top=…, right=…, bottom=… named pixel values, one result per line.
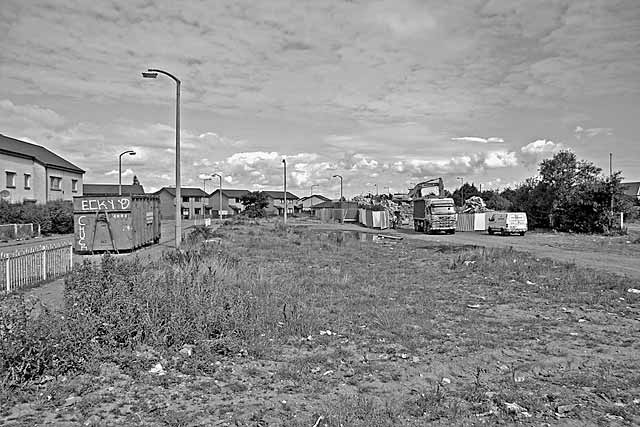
left=1, top=0, right=639, bottom=198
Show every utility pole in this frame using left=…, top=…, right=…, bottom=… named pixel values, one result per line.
left=610, top=152, right=614, bottom=227
left=282, top=159, right=287, bottom=226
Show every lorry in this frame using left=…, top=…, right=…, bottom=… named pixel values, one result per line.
left=486, top=212, right=528, bottom=236
left=413, top=197, right=457, bottom=234
left=409, top=178, right=457, bottom=234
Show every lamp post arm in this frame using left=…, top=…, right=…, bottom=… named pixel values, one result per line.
left=147, top=68, right=181, bottom=84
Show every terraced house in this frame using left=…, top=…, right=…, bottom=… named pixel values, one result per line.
left=153, top=187, right=209, bottom=220
left=0, top=133, right=84, bottom=203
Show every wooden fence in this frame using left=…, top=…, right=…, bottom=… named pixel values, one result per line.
left=0, top=243, right=73, bottom=294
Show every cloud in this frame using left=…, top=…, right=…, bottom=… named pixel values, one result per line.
left=0, top=99, right=66, bottom=128
left=574, top=126, right=613, bottom=139
left=451, top=136, right=505, bottom=143
left=519, top=139, right=564, bottom=165
left=105, top=168, right=133, bottom=177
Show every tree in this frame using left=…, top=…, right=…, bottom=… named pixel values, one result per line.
left=240, top=191, right=270, bottom=218
left=452, top=183, right=480, bottom=206
left=502, top=150, right=632, bottom=233
left=132, top=175, right=140, bottom=186
left=481, top=190, right=512, bottom=211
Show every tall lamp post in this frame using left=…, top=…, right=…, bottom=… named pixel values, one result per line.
left=212, top=173, right=223, bottom=219
left=456, top=177, right=464, bottom=206
left=310, top=184, right=318, bottom=196
left=142, top=68, right=181, bottom=248
left=118, top=150, right=136, bottom=196
left=374, top=183, right=378, bottom=196
left=203, top=177, right=212, bottom=193
left=282, top=159, right=287, bottom=226
left=332, top=174, right=343, bottom=201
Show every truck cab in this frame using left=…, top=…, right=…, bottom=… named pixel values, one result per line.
left=487, top=212, right=528, bottom=236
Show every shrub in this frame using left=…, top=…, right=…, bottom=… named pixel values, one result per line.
left=0, top=200, right=73, bottom=235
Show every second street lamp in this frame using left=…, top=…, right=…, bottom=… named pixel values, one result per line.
left=142, top=67, right=181, bottom=248
left=332, top=174, right=343, bottom=201
left=456, top=177, right=464, bottom=207
left=118, top=150, right=136, bottom=196
left=211, top=173, right=223, bottom=219
left=282, top=159, right=287, bottom=226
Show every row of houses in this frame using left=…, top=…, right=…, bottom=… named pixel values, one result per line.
left=3, top=133, right=640, bottom=215
left=1, top=134, right=333, bottom=219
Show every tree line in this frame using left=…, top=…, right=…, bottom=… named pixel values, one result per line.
left=450, top=150, right=638, bottom=233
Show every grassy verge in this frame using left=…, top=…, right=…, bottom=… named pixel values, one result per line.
left=1, top=219, right=639, bottom=425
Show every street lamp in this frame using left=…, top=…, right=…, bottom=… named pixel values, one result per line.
left=332, top=174, right=343, bottom=201
left=282, top=159, right=287, bottom=226
left=456, top=177, right=464, bottom=206
left=211, top=173, right=223, bottom=219
left=203, top=177, right=212, bottom=193
left=118, top=150, right=136, bottom=196
left=142, top=68, right=181, bottom=248
left=310, top=184, right=318, bottom=196
left=374, top=183, right=378, bottom=196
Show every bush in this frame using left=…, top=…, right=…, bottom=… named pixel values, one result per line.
left=0, top=200, right=73, bottom=235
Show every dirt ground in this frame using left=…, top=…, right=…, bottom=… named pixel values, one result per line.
left=2, top=219, right=638, bottom=426
left=309, top=222, right=640, bottom=280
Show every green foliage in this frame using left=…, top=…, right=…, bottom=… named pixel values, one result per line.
left=0, top=200, right=73, bottom=235
left=240, top=191, right=270, bottom=218
left=452, top=183, right=480, bottom=206
left=499, top=151, right=633, bottom=232
left=480, top=191, right=512, bottom=211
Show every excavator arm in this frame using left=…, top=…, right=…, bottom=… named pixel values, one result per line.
left=408, top=178, right=444, bottom=199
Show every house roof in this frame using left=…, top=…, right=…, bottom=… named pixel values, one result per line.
left=209, top=189, right=251, bottom=198
left=83, top=184, right=145, bottom=196
left=262, top=190, right=299, bottom=200
left=622, top=181, right=640, bottom=197
left=154, top=187, right=209, bottom=197
left=0, top=133, right=85, bottom=173
left=299, top=194, right=331, bottom=203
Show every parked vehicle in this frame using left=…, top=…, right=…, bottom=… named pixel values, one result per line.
left=413, top=197, right=457, bottom=234
left=487, top=212, right=528, bottom=236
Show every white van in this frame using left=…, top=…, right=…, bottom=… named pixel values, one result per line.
left=487, top=212, right=528, bottom=236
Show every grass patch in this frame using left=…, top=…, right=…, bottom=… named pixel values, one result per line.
left=1, top=220, right=638, bottom=425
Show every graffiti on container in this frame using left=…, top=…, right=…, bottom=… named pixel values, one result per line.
left=77, top=215, right=87, bottom=251
left=80, top=198, right=130, bottom=211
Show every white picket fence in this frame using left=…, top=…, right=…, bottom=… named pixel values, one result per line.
left=0, top=243, right=73, bottom=294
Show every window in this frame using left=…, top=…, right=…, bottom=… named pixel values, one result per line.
left=6, top=171, right=16, bottom=188
left=24, top=174, right=31, bottom=189
left=71, top=179, right=78, bottom=192
left=194, top=197, right=201, bottom=203
left=182, top=196, right=189, bottom=203
left=194, top=208, right=201, bottom=215
left=50, top=176, right=62, bottom=190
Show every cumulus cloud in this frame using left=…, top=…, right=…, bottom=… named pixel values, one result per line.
left=520, top=139, right=564, bottom=165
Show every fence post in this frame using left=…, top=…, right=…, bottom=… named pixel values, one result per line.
left=42, top=249, right=47, bottom=281
left=13, top=224, right=18, bottom=239
left=5, top=258, right=10, bottom=293
left=69, top=244, right=73, bottom=271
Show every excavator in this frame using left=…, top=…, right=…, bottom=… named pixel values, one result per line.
left=409, top=178, right=457, bottom=234
left=407, top=178, right=444, bottom=199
